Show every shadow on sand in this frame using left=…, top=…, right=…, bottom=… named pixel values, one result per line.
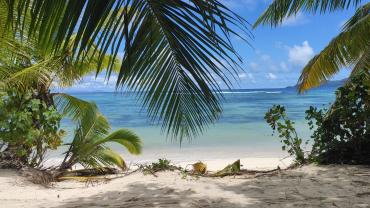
left=52, top=166, right=370, bottom=208
left=51, top=182, right=247, bottom=208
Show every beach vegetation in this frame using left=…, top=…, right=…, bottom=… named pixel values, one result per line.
left=265, top=106, right=307, bottom=164
left=3, top=0, right=251, bottom=141
left=0, top=89, right=64, bottom=168
left=266, top=75, right=370, bottom=164
left=306, top=75, right=370, bottom=164
left=254, top=0, right=370, bottom=93
left=139, top=158, right=179, bottom=175
left=59, top=102, right=142, bottom=171
left=0, top=4, right=142, bottom=175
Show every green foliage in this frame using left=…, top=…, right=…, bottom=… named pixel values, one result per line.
left=306, top=75, right=370, bottom=164
left=150, top=159, right=171, bottom=171
left=254, top=0, right=363, bottom=27
left=4, top=0, right=251, bottom=141
left=139, top=159, right=178, bottom=175
left=265, top=105, right=306, bottom=164
left=265, top=75, right=370, bottom=164
left=60, top=102, right=142, bottom=170
left=0, top=89, right=64, bottom=166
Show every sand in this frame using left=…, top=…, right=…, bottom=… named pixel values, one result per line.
left=0, top=158, right=370, bottom=208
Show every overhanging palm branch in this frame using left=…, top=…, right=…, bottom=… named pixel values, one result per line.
left=254, top=0, right=368, bottom=92
left=297, top=3, right=370, bottom=92
left=4, top=0, right=252, bottom=141
left=253, top=0, right=363, bottom=27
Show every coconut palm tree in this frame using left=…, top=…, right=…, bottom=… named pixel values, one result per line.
left=2, top=0, right=252, bottom=141
left=254, top=0, right=369, bottom=92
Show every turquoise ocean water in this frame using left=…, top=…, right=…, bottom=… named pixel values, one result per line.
left=58, top=86, right=338, bottom=162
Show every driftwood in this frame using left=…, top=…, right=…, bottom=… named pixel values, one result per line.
left=14, top=159, right=294, bottom=187
left=18, top=166, right=121, bottom=186
left=20, top=167, right=60, bottom=186
left=61, top=167, right=119, bottom=177
left=0, top=151, right=25, bottom=169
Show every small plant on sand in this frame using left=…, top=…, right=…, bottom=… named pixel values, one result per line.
left=139, top=159, right=180, bottom=175
left=265, top=105, right=306, bottom=164
left=59, top=102, right=142, bottom=171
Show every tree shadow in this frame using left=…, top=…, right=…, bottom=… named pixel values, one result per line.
left=51, top=166, right=370, bottom=208
left=51, top=182, right=247, bottom=208
left=214, top=165, right=370, bottom=207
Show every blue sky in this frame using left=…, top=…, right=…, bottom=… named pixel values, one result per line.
left=63, top=0, right=358, bottom=92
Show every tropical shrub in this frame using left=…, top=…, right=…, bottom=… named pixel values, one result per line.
left=306, top=75, right=370, bottom=164
left=265, top=75, right=370, bottom=165
left=265, top=105, right=306, bottom=164
left=0, top=89, right=64, bottom=168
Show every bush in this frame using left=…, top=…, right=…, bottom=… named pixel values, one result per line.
left=265, top=75, right=370, bottom=165
left=265, top=105, right=306, bottom=164
left=0, top=89, right=64, bottom=167
left=306, top=76, right=370, bottom=164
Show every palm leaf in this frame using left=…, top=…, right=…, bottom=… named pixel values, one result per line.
left=254, top=0, right=363, bottom=27
left=62, top=109, right=142, bottom=170
left=96, top=148, right=127, bottom=170
left=297, top=3, right=370, bottom=92
left=53, top=93, right=99, bottom=122
left=5, top=0, right=251, bottom=141
left=350, top=47, right=370, bottom=80
left=96, top=129, right=142, bottom=155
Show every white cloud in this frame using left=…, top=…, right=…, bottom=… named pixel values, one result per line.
left=59, top=72, right=119, bottom=92
left=282, top=12, right=309, bottom=27
left=238, top=73, right=247, bottom=79
left=238, top=72, right=254, bottom=79
left=238, top=72, right=256, bottom=83
left=266, top=72, right=277, bottom=80
left=249, top=61, right=259, bottom=71
left=288, top=41, right=314, bottom=66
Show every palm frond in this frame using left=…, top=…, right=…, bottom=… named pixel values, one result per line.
left=297, top=4, right=370, bottom=92
left=254, top=0, right=363, bottom=27
left=350, top=47, right=370, bottom=78
left=53, top=93, right=98, bottom=122
left=5, top=0, right=251, bottom=141
left=97, top=148, right=127, bottom=170
left=61, top=106, right=142, bottom=170
left=97, top=129, right=142, bottom=155
left=0, top=56, right=62, bottom=90
left=343, top=2, right=370, bottom=30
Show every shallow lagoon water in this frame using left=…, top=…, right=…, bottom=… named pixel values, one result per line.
left=57, top=87, right=337, bottom=162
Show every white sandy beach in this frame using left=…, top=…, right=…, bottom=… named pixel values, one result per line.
left=1, top=158, right=370, bottom=208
